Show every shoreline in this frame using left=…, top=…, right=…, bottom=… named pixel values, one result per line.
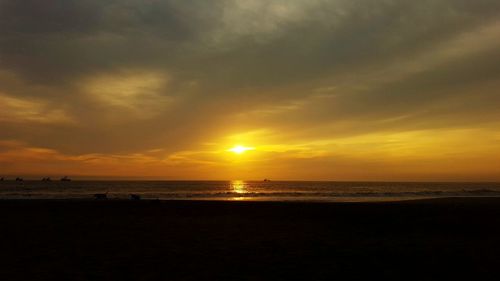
left=1, top=195, right=500, bottom=203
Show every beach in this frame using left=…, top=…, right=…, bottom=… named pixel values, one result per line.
left=1, top=198, right=500, bottom=280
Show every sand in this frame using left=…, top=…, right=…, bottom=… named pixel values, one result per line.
left=1, top=198, right=500, bottom=280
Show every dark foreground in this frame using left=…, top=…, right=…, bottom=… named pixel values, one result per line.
left=1, top=198, right=500, bottom=280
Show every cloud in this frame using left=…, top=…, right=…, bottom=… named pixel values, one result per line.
left=0, top=0, right=500, bottom=179
left=0, top=92, right=73, bottom=124
left=83, top=69, right=171, bottom=118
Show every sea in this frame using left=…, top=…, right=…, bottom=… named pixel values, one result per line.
left=1, top=180, right=500, bottom=202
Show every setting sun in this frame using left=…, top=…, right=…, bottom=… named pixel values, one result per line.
left=228, top=145, right=254, bottom=154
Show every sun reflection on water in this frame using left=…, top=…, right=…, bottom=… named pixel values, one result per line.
left=231, top=180, right=247, bottom=194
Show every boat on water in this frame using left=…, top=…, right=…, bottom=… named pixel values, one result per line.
left=60, top=176, right=71, bottom=182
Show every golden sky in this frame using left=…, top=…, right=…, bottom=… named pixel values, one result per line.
left=1, top=0, right=500, bottom=181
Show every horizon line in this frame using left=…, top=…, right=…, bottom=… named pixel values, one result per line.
left=1, top=177, right=499, bottom=184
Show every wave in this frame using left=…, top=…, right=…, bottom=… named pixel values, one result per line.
left=2, top=189, right=500, bottom=200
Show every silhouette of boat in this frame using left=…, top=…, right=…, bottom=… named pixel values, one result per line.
left=15, top=177, right=23, bottom=182
left=263, top=178, right=271, bottom=182
left=42, top=177, right=52, bottom=182
left=60, top=176, right=71, bottom=182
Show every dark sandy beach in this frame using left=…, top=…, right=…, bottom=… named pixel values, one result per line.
left=1, top=198, right=500, bottom=280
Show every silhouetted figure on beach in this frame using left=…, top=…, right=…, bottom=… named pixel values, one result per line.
left=94, top=192, right=108, bottom=200
left=130, top=194, right=141, bottom=200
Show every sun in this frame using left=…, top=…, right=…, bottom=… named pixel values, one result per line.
left=228, top=145, right=254, bottom=154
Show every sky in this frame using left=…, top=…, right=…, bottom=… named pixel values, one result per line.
left=1, top=0, right=500, bottom=181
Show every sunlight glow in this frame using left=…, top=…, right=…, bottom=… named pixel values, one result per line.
left=228, top=145, right=254, bottom=154
left=231, top=180, right=247, bottom=194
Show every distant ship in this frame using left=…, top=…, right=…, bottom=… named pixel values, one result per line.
left=263, top=178, right=271, bottom=182
left=15, top=177, right=23, bottom=182
left=60, top=176, right=71, bottom=182
left=42, top=177, right=52, bottom=182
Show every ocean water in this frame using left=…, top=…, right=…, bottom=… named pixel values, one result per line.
left=1, top=180, right=500, bottom=202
